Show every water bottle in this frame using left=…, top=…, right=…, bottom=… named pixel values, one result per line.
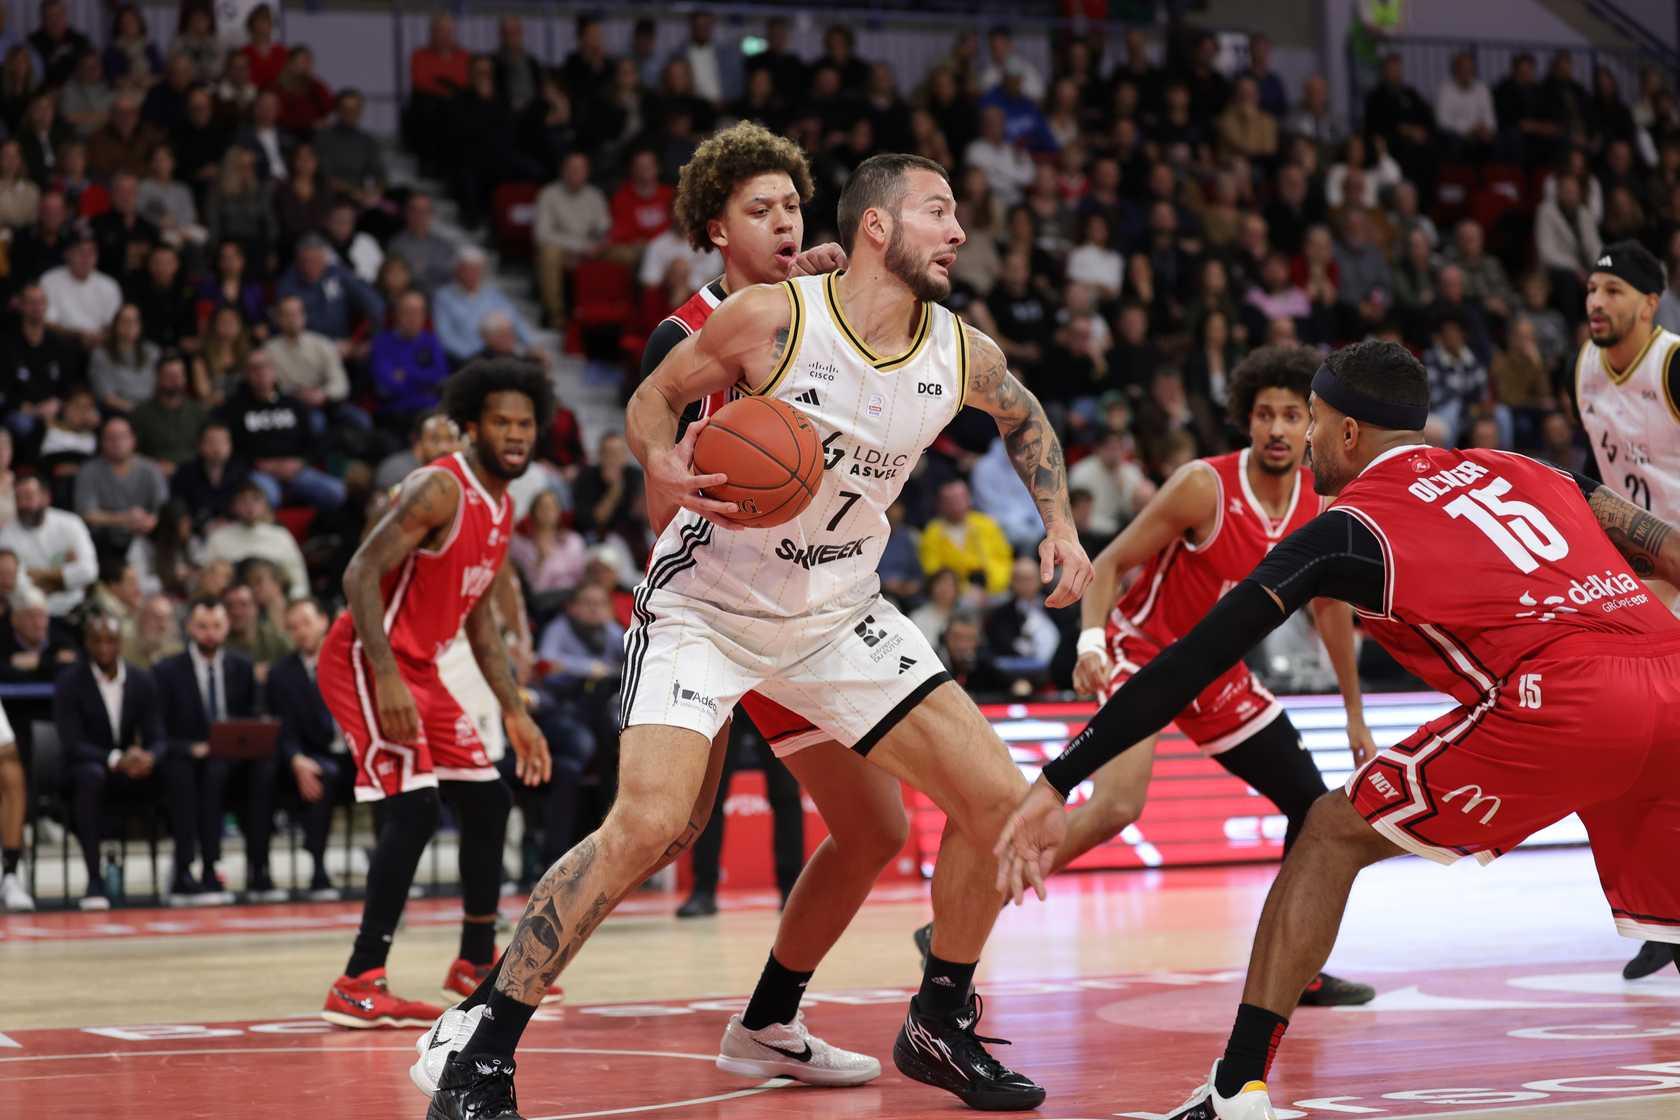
left=102, top=846, right=123, bottom=903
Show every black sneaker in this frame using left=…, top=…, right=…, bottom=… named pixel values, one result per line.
left=1297, top=971, right=1375, bottom=1007
left=675, top=892, right=717, bottom=918
left=1623, top=941, right=1676, bottom=980
left=912, top=922, right=932, bottom=969
left=892, top=994, right=1045, bottom=1111
left=426, top=1054, right=524, bottom=1119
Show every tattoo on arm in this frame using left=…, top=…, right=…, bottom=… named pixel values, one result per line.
left=1590, top=485, right=1677, bottom=580
left=343, top=471, right=456, bottom=672
left=964, top=323, right=1072, bottom=530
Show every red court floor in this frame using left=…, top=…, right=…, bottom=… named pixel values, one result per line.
left=5, top=957, right=1680, bottom=1118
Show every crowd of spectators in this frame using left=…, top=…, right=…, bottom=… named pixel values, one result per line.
left=2, top=3, right=1675, bottom=905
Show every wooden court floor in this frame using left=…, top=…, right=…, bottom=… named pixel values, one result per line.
left=2, top=847, right=1677, bottom=1120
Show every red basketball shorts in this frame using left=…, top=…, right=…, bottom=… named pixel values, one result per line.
left=1346, top=631, right=1680, bottom=944
left=738, top=691, right=829, bottom=757
left=318, top=623, right=498, bottom=801
left=1102, top=623, right=1283, bottom=754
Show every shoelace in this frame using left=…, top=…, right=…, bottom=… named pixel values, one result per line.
left=464, top=1062, right=519, bottom=1117
left=948, top=996, right=1019, bottom=1078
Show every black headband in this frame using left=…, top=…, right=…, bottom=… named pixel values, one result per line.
left=1592, top=240, right=1665, bottom=295
left=1311, top=364, right=1428, bottom=431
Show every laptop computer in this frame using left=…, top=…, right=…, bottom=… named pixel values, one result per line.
left=207, top=718, right=282, bottom=761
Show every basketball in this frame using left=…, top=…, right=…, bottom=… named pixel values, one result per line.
left=692, top=396, right=826, bottom=528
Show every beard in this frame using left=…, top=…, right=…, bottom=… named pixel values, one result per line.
left=17, top=507, right=44, bottom=528
left=1589, top=319, right=1627, bottom=348
left=475, top=434, right=529, bottom=480
left=885, top=225, right=950, bottom=302
left=1255, top=449, right=1297, bottom=476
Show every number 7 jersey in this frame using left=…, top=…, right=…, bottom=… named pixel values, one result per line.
left=1330, top=444, right=1678, bottom=706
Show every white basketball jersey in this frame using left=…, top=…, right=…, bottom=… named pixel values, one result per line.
left=1576, top=326, right=1680, bottom=525
left=651, top=272, right=969, bottom=618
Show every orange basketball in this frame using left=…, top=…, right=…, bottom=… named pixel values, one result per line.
left=692, top=397, right=825, bottom=528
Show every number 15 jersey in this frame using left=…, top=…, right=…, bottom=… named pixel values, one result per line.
left=1330, top=444, right=1678, bottom=706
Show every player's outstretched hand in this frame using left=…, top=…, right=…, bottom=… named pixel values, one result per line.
left=792, top=242, right=847, bottom=276
left=1347, top=716, right=1378, bottom=769
left=373, top=668, right=422, bottom=743
left=1039, top=531, right=1094, bottom=609
left=647, top=415, right=739, bottom=519
left=993, top=776, right=1068, bottom=906
left=506, top=710, right=552, bottom=785
left=1071, top=650, right=1110, bottom=698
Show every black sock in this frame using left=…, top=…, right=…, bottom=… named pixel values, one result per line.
left=741, top=952, right=814, bottom=1030
left=1216, top=1003, right=1289, bottom=1096
left=460, top=919, right=496, bottom=966
left=345, top=790, right=440, bottom=977
left=917, top=952, right=978, bottom=1018
left=457, top=990, right=537, bottom=1063
left=2, top=848, right=19, bottom=875
left=459, top=953, right=504, bottom=1011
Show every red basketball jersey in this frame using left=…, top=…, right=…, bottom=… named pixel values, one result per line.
left=1114, top=449, right=1319, bottom=644
left=1331, top=444, right=1680, bottom=705
left=664, top=278, right=734, bottom=421
left=339, top=451, right=512, bottom=664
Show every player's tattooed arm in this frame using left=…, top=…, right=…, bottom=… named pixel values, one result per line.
left=341, top=469, right=459, bottom=674
left=464, top=565, right=526, bottom=715
left=1589, top=484, right=1680, bottom=583
left=962, top=322, right=1072, bottom=531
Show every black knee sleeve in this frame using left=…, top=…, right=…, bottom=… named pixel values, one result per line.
left=445, top=779, right=512, bottom=916
left=1214, top=716, right=1329, bottom=855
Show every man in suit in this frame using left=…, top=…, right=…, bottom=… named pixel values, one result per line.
left=55, top=611, right=167, bottom=911
left=268, top=597, right=352, bottom=897
left=152, top=596, right=270, bottom=898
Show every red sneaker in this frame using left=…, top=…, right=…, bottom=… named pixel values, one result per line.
left=321, top=968, right=445, bottom=1028
left=441, top=957, right=564, bottom=1004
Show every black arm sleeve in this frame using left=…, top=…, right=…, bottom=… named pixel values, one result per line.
left=1565, top=468, right=1602, bottom=504
left=641, top=318, right=705, bottom=440
left=639, top=319, right=689, bottom=379
left=1039, top=511, right=1389, bottom=797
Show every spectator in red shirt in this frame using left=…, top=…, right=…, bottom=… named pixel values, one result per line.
left=273, top=46, right=332, bottom=137
left=405, top=13, right=470, bottom=174
left=606, top=148, right=674, bottom=265
left=239, top=4, right=288, bottom=90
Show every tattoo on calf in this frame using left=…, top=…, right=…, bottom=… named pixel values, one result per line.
left=496, top=836, right=600, bottom=1003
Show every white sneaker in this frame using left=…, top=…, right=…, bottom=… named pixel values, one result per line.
left=409, top=1004, right=482, bottom=1097
left=716, top=1011, right=881, bottom=1087
left=78, top=891, right=111, bottom=912
left=0, top=872, right=34, bottom=911
left=1162, top=1061, right=1279, bottom=1119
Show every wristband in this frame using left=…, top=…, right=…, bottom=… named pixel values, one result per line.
left=1075, top=627, right=1108, bottom=658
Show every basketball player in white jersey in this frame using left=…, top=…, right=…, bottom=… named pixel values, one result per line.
left=424, top=153, right=1092, bottom=1119
left=1576, top=238, right=1680, bottom=980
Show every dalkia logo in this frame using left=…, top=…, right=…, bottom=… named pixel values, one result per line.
left=1566, top=569, right=1640, bottom=605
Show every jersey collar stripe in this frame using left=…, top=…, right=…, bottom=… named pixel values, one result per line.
left=702, top=279, right=726, bottom=307
left=1235, top=448, right=1301, bottom=538
left=1600, top=325, right=1665, bottom=385
left=453, top=452, right=505, bottom=525
left=748, top=281, right=804, bottom=399
left=822, top=271, right=931, bottom=370
left=1355, top=443, right=1430, bottom=479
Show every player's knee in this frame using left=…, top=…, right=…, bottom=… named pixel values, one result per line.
left=604, top=795, right=692, bottom=866
left=1295, top=792, right=1390, bottom=865
left=836, top=800, right=910, bottom=867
